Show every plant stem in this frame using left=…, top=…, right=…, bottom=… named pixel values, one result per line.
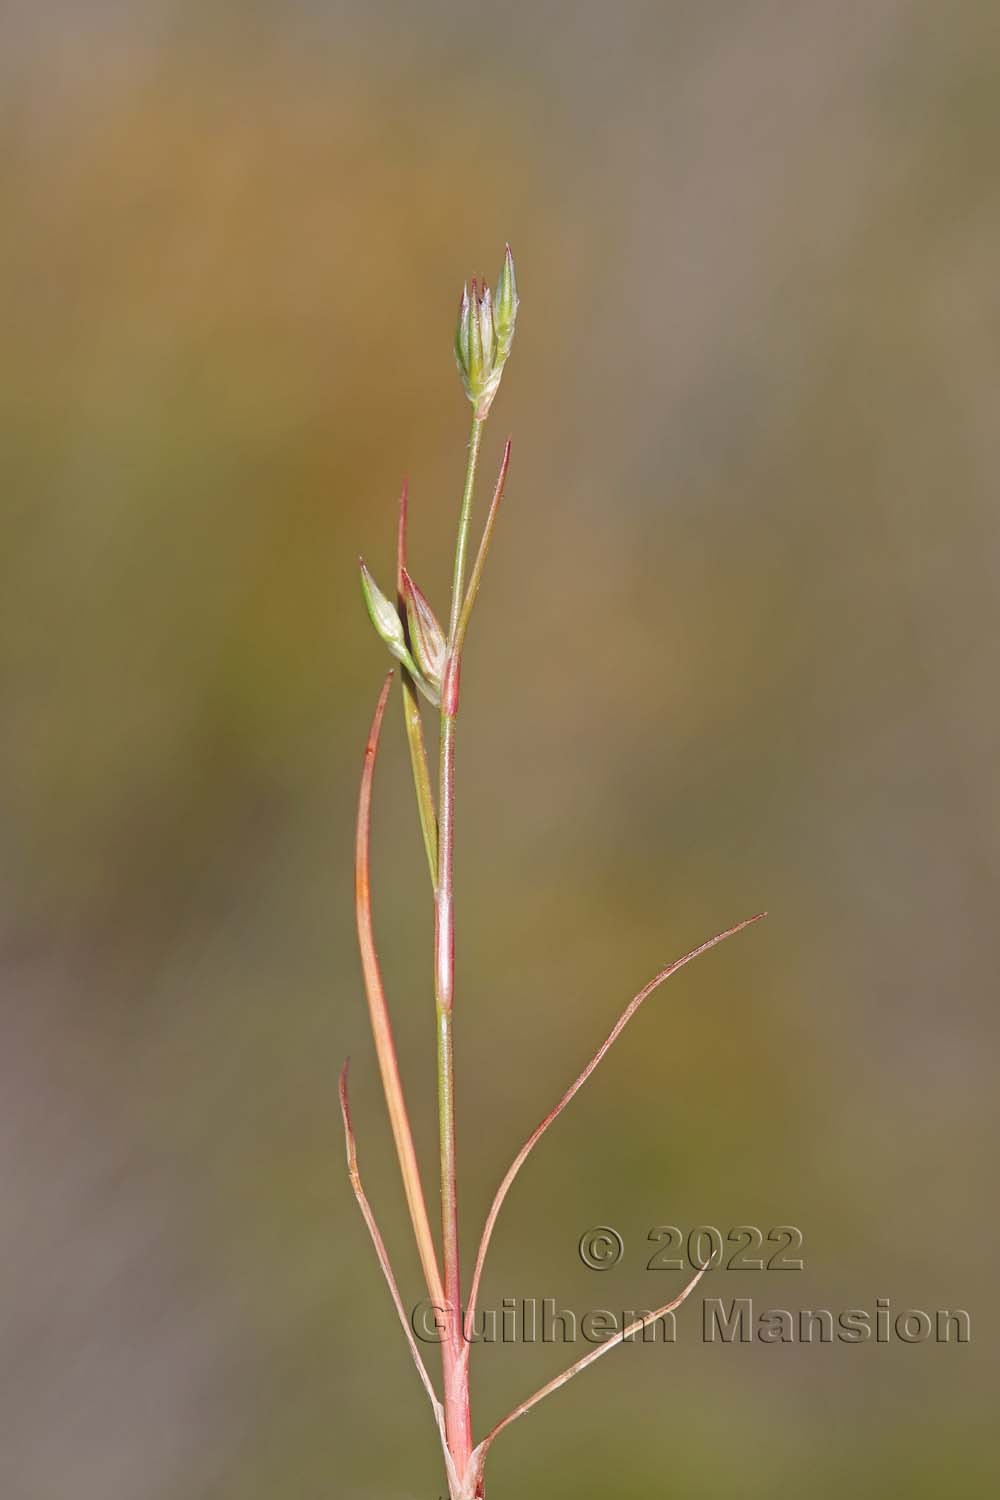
left=400, top=671, right=438, bottom=882
left=396, top=479, right=439, bottom=885
left=448, top=416, right=484, bottom=643
left=435, top=412, right=485, bottom=1485
left=455, top=438, right=511, bottom=659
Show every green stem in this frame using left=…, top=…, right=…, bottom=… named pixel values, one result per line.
left=435, top=411, right=485, bottom=1482
left=395, top=481, right=439, bottom=887
left=455, top=438, right=511, bottom=659
left=448, top=416, right=484, bottom=643
left=400, top=670, right=438, bottom=883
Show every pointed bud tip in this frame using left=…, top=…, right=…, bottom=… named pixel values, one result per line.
left=401, top=568, right=446, bottom=695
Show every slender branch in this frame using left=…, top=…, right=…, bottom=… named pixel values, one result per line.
left=401, top=677, right=438, bottom=883
left=433, top=411, right=486, bottom=1478
left=396, top=479, right=438, bottom=884
left=471, top=1264, right=709, bottom=1466
left=338, top=1061, right=445, bottom=1427
left=455, top=436, right=512, bottom=656
left=463, top=913, right=766, bottom=1340
left=356, top=673, right=445, bottom=1309
left=447, top=415, right=485, bottom=644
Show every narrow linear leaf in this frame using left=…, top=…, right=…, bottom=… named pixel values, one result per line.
left=463, top=912, right=766, bottom=1339
left=338, top=1060, right=445, bottom=1425
left=355, top=673, right=445, bottom=1308
left=470, top=1264, right=708, bottom=1472
left=456, top=437, right=512, bottom=654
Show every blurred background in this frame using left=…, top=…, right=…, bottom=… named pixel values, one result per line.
left=2, top=2, right=997, bottom=1497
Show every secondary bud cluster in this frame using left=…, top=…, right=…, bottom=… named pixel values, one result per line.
left=455, top=245, right=519, bottom=419
left=359, top=559, right=442, bottom=706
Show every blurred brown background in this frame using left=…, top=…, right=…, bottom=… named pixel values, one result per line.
left=1, top=3, right=997, bottom=1497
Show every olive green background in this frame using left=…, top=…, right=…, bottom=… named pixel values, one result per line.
left=1, top=3, right=996, bottom=1497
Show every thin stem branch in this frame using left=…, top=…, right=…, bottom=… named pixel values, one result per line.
left=395, top=479, right=438, bottom=883
left=400, top=675, right=438, bottom=883
left=356, top=673, right=445, bottom=1309
left=471, top=1264, right=709, bottom=1469
left=455, top=437, right=511, bottom=656
left=447, top=415, right=485, bottom=644
left=463, top=912, right=766, bottom=1340
left=338, top=1061, right=445, bottom=1425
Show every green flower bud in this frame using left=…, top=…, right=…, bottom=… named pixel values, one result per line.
left=456, top=282, right=472, bottom=383
left=493, top=244, right=518, bottom=363
left=454, top=248, right=518, bottom=419
left=359, top=557, right=409, bottom=660
left=359, top=559, right=441, bottom=706
left=401, top=568, right=446, bottom=694
left=456, top=278, right=493, bottom=412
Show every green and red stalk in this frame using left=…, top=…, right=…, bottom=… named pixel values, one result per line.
left=434, top=411, right=485, bottom=1483
left=344, top=248, right=767, bottom=1500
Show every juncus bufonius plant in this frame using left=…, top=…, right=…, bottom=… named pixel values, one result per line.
left=343, top=245, right=765, bottom=1499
